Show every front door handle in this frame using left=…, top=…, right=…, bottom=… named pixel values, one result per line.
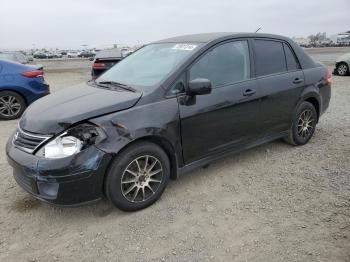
left=243, top=89, right=256, bottom=96
left=293, top=78, right=304, bottom=84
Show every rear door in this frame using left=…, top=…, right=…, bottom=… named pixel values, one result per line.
left=253, top=39, right=304, bottom=136
left=178, top=40, right=261, bottom=164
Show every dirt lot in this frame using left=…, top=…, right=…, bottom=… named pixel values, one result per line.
left=0, top=48, right=349, bottom=262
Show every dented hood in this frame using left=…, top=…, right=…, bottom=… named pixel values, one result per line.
left=20, top=83, right=142, bottom=134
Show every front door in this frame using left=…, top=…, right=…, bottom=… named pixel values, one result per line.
left=178, top=40, right=261, bottom=164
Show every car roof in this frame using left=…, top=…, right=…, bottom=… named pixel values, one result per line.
left=154, top=32, right=291, bottom=43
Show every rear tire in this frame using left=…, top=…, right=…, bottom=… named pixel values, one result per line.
left=337, top=62, right=349, bottom=76
left=105, top=141, right=170, bottom=211
left=0, top=91, right=26, bottom=120
left=284, top=101, right=317, bottom=146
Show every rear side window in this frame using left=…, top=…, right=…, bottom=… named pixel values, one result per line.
left=283, top=43, right=300, bottom=71
left=254, top=40, right=287, bottom=76
left=190, top=40, right=250, bottom=87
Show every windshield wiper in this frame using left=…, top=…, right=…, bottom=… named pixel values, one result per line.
left=96, top=81, right=136, bottom=93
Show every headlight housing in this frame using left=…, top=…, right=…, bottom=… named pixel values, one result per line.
left=35, top=123, right=105, bottom=159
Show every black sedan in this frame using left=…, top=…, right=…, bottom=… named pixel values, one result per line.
left=6, top=33, right=331, bottom=211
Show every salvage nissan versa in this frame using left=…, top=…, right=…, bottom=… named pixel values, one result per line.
left=6, top=33, right=331, bottom=211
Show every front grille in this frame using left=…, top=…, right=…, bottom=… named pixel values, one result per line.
left=13, top=126, right=51, bottom=153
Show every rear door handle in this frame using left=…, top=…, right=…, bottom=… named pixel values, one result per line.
left=293, top=78, right=304, bottom=84
left=243, top=89, right=256, bottom=96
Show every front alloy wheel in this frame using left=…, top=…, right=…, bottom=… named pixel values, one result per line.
left=121, top=155, right=163, bottom=203
left=105, top=141, right=170, bottom=211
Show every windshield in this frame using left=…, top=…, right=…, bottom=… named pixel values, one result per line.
left=97, top=43, right=201, bottom=87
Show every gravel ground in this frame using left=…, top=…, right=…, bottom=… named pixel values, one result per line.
left=0, top=49, right=349, bottom=262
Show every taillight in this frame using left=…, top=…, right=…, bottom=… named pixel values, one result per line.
left=326, top=67, right=331, bottom=86
left=21, top=70, right=44, bottom=78
left=93, top=62, right=106, bottom=69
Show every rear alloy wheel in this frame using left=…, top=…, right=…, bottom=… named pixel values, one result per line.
left=284, top=101, right=317, bottom=146
left=105, top=141, right=170, bottom=211
left=0, top=91, right=26, bottom=120
left=337, top=62, right=349, bottom=76
left=297, top=109, right=314, bottom=139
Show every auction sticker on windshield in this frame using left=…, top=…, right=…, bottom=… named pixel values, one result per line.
left=172, top=44, right=198, bottom=51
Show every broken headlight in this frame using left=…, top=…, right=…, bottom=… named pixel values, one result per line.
left=35, top=123, right=105, bottom=159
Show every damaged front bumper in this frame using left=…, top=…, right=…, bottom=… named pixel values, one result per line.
left=6, top=136, right=112, bottom=206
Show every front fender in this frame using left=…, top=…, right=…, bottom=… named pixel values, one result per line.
left=90, top=97, right=183, bottom=166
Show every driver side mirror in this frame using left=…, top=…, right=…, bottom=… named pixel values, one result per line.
left=188, top=78, right=212, bottom=95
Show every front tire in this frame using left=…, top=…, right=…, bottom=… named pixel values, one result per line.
left=105, top=141, right=170, bottom=211
left=337, top=62, right=349, bottom=76
left=0, top=91, right=26, bottom=120
left=284, top=101, right=317, bottom=146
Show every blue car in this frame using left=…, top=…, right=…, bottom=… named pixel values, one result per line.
left=0, top=59, right=50, bottom=120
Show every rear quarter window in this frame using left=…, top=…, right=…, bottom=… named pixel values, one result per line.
left=283, top=43, right=300, bottom=71
left=254, top=40, right=287, bottom=77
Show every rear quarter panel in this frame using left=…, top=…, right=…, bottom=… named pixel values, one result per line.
left=301, top=65, right=331, bottom=116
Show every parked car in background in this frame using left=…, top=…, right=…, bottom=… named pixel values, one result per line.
left=46, top=52, right=54, bottom=59
left=6, top=33, right=331, bottom=211
left=26, top=54, right=34, bottom=62
left=0, top=59, right=49, bottom=120
left=78, top=51, right=95, bottom=58
left=333, top=53, right=350, bottom=76
left=33, top=52, right=48, bottom=59
left=0, top=51, right=30, bottom=64
left=52, top=52, right=63, bottom=58
left=121, top=48, right=133, bottom=57
left=91, top=48, right=123, bottom=78
left=67, top=51, right=80, bottom=58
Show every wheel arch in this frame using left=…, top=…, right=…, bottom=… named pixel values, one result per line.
left=0, top=88, right=28, bottom=105
left=304, top=96, right=320, bottom=122
left=297, top=84, right=322, bottom=123
left=336, top=61, right=349, bottom=66
left=106, top=135, right=179, bottom=181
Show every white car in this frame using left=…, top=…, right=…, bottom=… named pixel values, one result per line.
left=334, top=53, right=350, bottom=76
left=67, top=51, right=80, bottom=58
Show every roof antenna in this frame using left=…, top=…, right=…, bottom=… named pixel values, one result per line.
left=255, top=27, right=262, bottom=33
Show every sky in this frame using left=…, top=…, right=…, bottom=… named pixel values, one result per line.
left=0, top=0, right=349, bottom=50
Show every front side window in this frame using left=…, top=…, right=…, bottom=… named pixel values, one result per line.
left=190, top=41, right=250, bottom=87
left=98, top=43, right=202, bottom=87
left=254, top=40, right=287, bottom=76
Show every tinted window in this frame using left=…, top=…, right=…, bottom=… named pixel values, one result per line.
left=254, top=40, right=287, bottom=76
left=190, top=41, right=250, bottom=87
left=283, top=43, right=300, bottom=71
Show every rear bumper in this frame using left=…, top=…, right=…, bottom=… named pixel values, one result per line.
left=6, top=136, right=112, bottom=206
left=25, top=80, right=50, bottom=105
left=91, top=68, right=107, bottom=78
